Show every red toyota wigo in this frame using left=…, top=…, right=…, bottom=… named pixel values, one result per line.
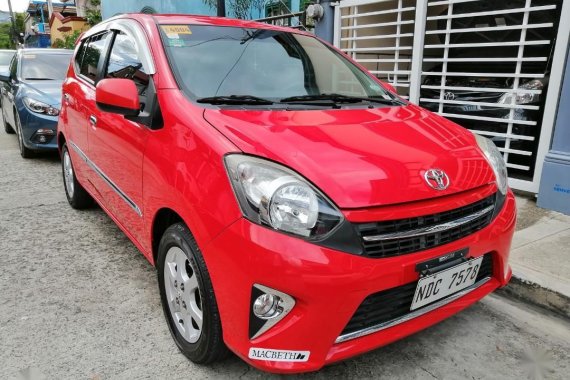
left=57, top=14, right=516, bottom=373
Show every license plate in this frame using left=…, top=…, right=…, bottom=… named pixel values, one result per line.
left=410, top=256, right=484, bottom=311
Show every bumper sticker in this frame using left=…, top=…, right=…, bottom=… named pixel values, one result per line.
left=248, top=348, right=310, bottom=362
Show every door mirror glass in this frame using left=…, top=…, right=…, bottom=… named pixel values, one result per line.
left=0, top=70, right=9, bottom=82
left=96, top=78, right=140, bottom=116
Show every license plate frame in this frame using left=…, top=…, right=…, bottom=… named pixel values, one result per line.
left=410, top=256, right=484, bottom=311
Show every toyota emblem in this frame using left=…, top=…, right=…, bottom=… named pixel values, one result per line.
left=444, top=92, right=455, bottom=100
left=424, top=169, right=450, bottom=190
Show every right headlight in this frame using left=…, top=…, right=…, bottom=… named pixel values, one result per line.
left=498, top=79, right=543, bottom=105
left=224, top=154, right=343, bottom=240
left=474, top=134, right=508, bottom=195
left=23, top=97, right=60, bottom=116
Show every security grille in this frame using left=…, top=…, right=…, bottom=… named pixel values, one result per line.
left=336, top=0, right=418, bottom=98
left=334, top=0, right=570, bottom=192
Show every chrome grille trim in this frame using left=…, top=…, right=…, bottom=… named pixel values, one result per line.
left=335, top=276, right=491, bottom=344
left=361, top=204, right=495, bottom=242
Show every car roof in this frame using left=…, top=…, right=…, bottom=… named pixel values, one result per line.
left=0, top=49, right=16, bottom=52
left=109, top=13, right=312, bottom=36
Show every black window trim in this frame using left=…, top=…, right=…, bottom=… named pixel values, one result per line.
left=75, top=31, right=113, bottom=88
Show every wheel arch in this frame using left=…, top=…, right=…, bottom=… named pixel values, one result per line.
left=57, top=131, right=66, bottom=153
left=151, top=207, right=185, bottom=265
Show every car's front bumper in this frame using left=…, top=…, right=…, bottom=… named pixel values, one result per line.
left=203, top=189, right=516, bottom=374
left=20, top=108, right=58, bottom=151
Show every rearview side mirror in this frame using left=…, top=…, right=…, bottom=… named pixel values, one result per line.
left=380, top=81, right=397, bottom=94
left=0, top=70, right=10, bottom=82
left=96, top=78, right=140, bottom=116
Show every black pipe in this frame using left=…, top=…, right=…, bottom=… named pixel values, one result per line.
left=217, top=0, right=226, bottom=17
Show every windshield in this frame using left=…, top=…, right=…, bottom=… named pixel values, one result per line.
left=159, top=25, right=396, bottom=104
left=21, top=52, right=72, bottom=80
left=0, top=51, right=14, bottom=66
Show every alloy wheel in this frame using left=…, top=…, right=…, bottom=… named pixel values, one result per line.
left=63, top=149, right=75, bottom=199
left=164, top=246, right=203, bottom=344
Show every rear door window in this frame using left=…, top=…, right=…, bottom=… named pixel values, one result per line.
left=78, top=32, right=111, bottom=83
left=104, top=31, right=150, bottom=110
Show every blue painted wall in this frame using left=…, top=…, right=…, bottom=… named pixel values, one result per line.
left=102, top=0, right=215, bottom=19
left=101, top=0, right=302, bottom=20
left=537, top=46, right=570, bottom=215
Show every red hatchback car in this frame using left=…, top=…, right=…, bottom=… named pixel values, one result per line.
left=57, top=14, right=516, bottom=373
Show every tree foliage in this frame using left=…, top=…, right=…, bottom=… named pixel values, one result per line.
left=0, top=12, right=26, bottom=48
left=86, top=0, right=102, bottom=26
left=52, top=30, right=82, bottom=49
left=203, top=0, right=270, bottom=19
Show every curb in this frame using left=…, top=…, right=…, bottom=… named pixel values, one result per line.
left=497, top=269, right=570, bottom=319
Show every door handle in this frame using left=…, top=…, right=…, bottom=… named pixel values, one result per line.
left=89, top=115, right=97, bottom=127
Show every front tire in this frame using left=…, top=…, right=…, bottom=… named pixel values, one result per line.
left=157, top=223, right=228, bottom=364
left=61, top=143, right=93, bottom=209
left=15, top=111, right=34, bottom=158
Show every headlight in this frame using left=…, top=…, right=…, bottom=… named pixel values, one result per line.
left=474, top=134, right=508, bottom=195
left=224, top=154, right=343, bottom=239
left=498, top=79, right=543, bottom=105
left=23, top=97, right=60, bottom=116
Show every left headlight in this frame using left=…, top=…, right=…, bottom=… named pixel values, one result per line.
left=224, top=154, right=343, bottom=239
left=474, top=134, right=508, bottom=195
left=23, top=97, right=60, bottom=116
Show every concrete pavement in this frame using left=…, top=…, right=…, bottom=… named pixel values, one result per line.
left=1, top=123, right=569, bottom=379
left=503, top=195, right=570, bottom=317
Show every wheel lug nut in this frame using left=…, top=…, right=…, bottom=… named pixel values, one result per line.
left=180, top=284, right=184, bottom=291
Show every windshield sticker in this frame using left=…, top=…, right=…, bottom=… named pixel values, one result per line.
left=161, top=25, right=192, bottom=39
left=167, top=38, right=186, bottom=47
left=161, top=25, right=193, bottom=47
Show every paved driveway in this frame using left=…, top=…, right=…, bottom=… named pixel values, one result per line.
left=0, top=121, right=569, bottom=380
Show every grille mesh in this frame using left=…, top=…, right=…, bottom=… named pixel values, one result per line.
left=357, top=194, right=496, bottom=257
left=341, top=253, right=493, bottom=337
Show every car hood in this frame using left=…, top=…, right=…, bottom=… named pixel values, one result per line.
left=203, top=104, right=496, bottom=208
left=21, top=80, right=63, bottom=107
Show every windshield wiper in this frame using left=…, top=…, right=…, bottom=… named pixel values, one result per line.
left=280, top=93, right=401, bottom=105
left=24, top=78, right=53, bottom=81
left=196, top=95, right=274, bottom=105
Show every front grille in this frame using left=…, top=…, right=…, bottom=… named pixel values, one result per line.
left=357, top=194, right=496, bottom=258
left=341, top=253, right=493, bottom=337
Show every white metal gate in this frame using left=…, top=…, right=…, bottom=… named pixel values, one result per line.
left=333, top=0, right=570, bottom=192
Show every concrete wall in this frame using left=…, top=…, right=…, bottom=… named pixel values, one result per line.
left=50, top=19, right=90, bottom=46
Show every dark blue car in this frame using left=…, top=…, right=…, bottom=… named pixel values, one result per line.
left=0, top=49, right=72, bottom=158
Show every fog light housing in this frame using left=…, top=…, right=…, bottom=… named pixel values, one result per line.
left=249, top=284, right=295, bottom=339
left=31, top=129, right=55, bottom=144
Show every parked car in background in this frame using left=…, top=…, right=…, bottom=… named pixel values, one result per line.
left=0, top=49, right=73, bottom=158
left=420, top=0, right=558, bottom=179
left=0, top=49, right=16, bottom=73
left=58, top=14, right=516, bottom=374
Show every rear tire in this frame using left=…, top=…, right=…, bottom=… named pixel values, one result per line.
left=61, top=143, right=93, bottom=209
left=157, top=223, right=229, bottom=364
left=2, top=107, right=14, bottom=134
